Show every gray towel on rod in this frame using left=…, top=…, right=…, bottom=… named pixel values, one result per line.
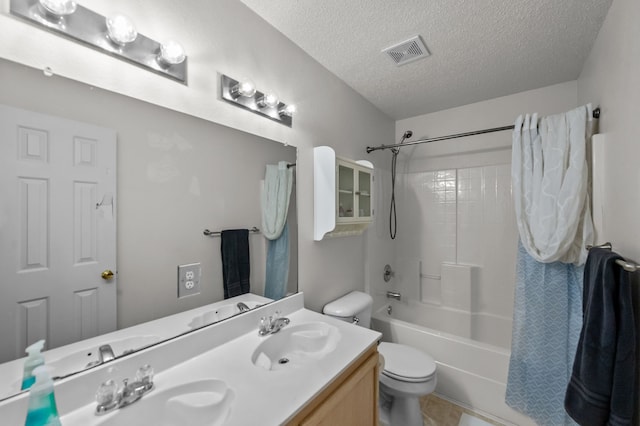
left=220, top=229, right=250, bottom=299
left=564, top=248, right=637, bottom=426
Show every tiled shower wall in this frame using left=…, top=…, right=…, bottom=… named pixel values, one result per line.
left=394, top=163, right=518, bottom=321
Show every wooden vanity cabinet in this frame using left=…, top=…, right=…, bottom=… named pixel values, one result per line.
left=286, top=345, right=379, bottom=426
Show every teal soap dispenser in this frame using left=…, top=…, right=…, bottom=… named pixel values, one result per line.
left=21, top=340, right=45, bottom=390
left=24, top=365, right=61, bottom=426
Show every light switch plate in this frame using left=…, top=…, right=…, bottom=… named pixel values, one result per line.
left=178, top=263, right=201, bottom=298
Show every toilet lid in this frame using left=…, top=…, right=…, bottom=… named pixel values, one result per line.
left=378, top=342, right=436, bottom=383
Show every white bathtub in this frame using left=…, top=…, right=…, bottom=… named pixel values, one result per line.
left=386, top=300, right=513, bottom=349
left=371, top=304, right=535, bottom=426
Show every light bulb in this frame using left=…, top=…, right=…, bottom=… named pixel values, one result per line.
left=38, top=0, right=77, bottom=16
left=158, top=40, right=186, bottom=65
left=106, top=14, right=138, bottom=46
left=231, top=79, right=256, bottom=98
left=278, top=104, right=296, bottom=117
left=257, top=92, right=279, bottom=108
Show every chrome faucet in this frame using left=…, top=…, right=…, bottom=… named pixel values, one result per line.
left=85, top=344, right=117, bottom=369
left=98, top=344, right=115, bottom=363
left=237, top=302, right=251, bottom=313
left=386, top=291, right=401, bottom=301
left=258, top=311, right=290, bottom=336
left=95, top=365, right=154, bottom=415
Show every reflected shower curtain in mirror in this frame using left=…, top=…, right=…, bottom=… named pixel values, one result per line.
left=262, top=161, right=293, bottom=300
left=506, top=105, right=594, bottom=425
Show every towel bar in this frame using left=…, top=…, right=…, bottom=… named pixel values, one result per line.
left=203, top=227, right=260, bottom=237
left=586, top=243, right=640, bottom=272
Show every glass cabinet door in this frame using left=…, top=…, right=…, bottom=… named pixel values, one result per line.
left=357, top=169, right=372, bottom=218
left=338, top=164, right=354, bottom=218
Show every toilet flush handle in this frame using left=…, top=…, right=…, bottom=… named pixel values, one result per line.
left=352, top=316, right=360, bottom=325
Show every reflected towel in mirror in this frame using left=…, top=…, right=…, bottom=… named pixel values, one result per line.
left=220, top=230, right=250, bottom=299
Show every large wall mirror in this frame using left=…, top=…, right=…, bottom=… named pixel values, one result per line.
left=0, top=57, right=298, bottom=399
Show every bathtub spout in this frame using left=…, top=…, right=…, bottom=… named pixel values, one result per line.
left=386, top=291, right=401, bottom=301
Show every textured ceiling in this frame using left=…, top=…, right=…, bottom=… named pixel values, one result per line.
left=240, top=0, right=612, bottom=120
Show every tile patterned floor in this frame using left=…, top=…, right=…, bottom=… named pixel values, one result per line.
left=420, top=394, right=506, bottom=426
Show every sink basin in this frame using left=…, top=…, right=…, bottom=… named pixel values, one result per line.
left=251, top=322, right=340, bottom=371
left=47, top=335, right=161, bottom=377
left=188, top=302, right=261, bottom=329
left=96, top=379, right=234, bottom=426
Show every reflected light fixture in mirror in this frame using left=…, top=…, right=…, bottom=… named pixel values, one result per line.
left=231, top=79, right=257, bottom=98
left=257, top=92, right=279, bottom=109
left=10, top=0, right=188, bottom=83
left=220, top=74, right=294, bottom=127
left=158, top=40, right=186, bottom=66
left=278, top=104, right=296, bottom=117
left=105, top=14, right=138, bottom=46
left=38, top=0, right=76, bottom=17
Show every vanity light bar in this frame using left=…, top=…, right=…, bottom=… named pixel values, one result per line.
left=10, top=0, right=188, bottom=84
left=220, top=74, right=294, bottom=127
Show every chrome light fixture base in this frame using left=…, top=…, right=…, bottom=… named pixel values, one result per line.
left=10, top=0, right=187, bottom=84
left=220, top=74, right=293, bottom=128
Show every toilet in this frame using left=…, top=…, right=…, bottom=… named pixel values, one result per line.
left=323, top=291, right=436, bottom=426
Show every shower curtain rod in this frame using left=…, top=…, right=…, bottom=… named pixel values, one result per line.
left=365, top=107, right=601, bottom=154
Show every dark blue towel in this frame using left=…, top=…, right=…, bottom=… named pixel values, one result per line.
left=565, top=248, right=637, bottom=426
left=220, top=229, right=250, bottom=299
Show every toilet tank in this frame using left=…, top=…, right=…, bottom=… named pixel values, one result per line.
left=322, top=291, right=373, bottom=328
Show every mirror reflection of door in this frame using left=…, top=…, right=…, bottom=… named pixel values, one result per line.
left=0, top=104, right=117, bottom=363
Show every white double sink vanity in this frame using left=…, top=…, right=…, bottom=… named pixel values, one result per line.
left=0, top=293, right=381, bottom=425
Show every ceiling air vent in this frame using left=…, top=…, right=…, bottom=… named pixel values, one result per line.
left=382, top=35, right=430, bottom=66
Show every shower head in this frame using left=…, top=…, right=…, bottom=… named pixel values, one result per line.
left=391, top=130, right=413, bottom=155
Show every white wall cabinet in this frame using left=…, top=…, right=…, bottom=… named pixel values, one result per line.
left=314, top=146, right=374, bottom=240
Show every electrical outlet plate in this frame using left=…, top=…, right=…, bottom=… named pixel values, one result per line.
left=178, top=263, right=201, bottom=298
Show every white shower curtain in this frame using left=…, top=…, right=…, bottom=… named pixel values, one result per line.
left=507, top=104, right=595, bottom=425
left=511, top=105, right=594, bottom=265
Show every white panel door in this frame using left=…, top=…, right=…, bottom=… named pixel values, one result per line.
left=0, top=104, right=117, bottom=363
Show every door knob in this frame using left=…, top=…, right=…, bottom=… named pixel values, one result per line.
left=101, top=270, right=115, bottom=280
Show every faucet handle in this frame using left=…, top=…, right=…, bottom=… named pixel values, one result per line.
left=260, top=316, right=270, bottom=330
left=259, top=316, right=272, bottom=335
left=95, top=379, right=119, bottom=413
left=135, top=364, right=154, bottom=390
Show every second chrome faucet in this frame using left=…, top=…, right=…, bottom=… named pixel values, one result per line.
left=258, top=311, right=290, bottom=336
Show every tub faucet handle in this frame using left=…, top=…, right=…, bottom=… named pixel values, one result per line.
left=383, top=264, right=394, bottom=282
left=352, top=316, right=360, bottom=325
